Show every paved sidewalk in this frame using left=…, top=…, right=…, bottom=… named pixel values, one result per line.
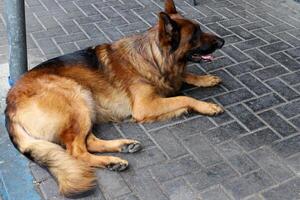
left=1, top=0, right=300, bottom=199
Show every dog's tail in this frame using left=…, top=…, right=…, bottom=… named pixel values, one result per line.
left=5, top=116, right=96, bottom=196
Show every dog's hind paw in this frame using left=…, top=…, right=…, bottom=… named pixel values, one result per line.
left=121, top=141, right=142, bottom=153
left=107, top=160, right=129, bottom=171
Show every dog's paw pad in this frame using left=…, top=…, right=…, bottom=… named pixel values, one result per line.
left=121, top=142, right=142, bottom=153
left=107, top=162, right=128, bottom=171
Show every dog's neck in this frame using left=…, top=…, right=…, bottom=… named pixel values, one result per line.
left=112, top=29, right=186, bottom=94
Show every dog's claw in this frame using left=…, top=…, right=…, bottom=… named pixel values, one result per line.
left=107, top=162, right=128, bottom=171
left=121, top=142, right=142, bottom=153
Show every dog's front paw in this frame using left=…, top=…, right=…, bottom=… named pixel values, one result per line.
left=203, top=75, right=222, bottom=87
left=197, top=102, right=224, bottom=116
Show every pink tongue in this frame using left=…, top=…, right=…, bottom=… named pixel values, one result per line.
left=201, top=55, right=214, bottom=61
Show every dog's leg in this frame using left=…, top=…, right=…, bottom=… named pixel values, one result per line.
left=183, top=73, right=221, bottom=87
left=66, top=135, right=129, bottom=171
left=130, top=84, right=223, bottom=122
left=86, top=133, right=142, bottom=153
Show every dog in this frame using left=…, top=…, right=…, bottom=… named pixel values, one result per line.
left=5, top=0, right=224, bottom=196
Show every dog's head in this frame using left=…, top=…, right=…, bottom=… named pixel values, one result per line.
left=157, top=0, right=224, bottom=62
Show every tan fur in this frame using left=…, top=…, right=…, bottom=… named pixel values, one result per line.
left=5, top=0, right=225, bottom=196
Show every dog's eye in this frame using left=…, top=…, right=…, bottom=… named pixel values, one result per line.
left=189, top=26, right=202, bottom=45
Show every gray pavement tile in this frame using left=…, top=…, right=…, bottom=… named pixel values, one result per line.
left=182, top=134, right=224, bottom=167
left=250, top=147, right=294, bottom=182
left=185, top=162, right=238, bottom=191
left=227, top=60, right=262, bottom=76
left=271, top=135, right=300, bottom=158
left=228, top=104, right=265, bottom=131
left=223, top=169, right=275, bottom=199
left=238, top=73, right=271, bottom=96
left=150, top=155, right=201, bottom=183
left=259, top=110, right=298, bottom=137
left=237, top=128, right=280, bottom=151
left=203, top=121, right=247, bottom=145
left=200, top=185, right=232, bottom=200
left=262, top=177, right=300, bottom=200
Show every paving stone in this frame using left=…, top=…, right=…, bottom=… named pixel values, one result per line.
left=215, top=7, right=239, bottom=19
left=271, top=52, right=300, bottom=71
left=36, top=38, right=61, bottom=55
left=264, top=23, right=295, bottom=34
left=150, top=156, right=201, bottom=183
left=259, top=110, right=297, bottom=137
left=185, top=162, right=238, bottom=191
left=275, top=32, right=300, bottom=47
left=186, top=85, right=226, bottom=100
left=235, top=10, right=260, bottom=22
left=213, top=69, right=243, bottom=90
left=242, top=21, right=272, bottom=31
left=93, top=123, right=122, bottom=140
left=235, top=38, right=267, bottom=51
left=223, top=169, right=275, bottom=199
left=262, top=177, right=300, bottom=200
left=254, top=65, right=289, bottom=81
left=122, top=169, right=168, bottom=200
left=200, top=185, right=232, bottom=200
left=237, top=128, right=280, bottom=151
left=286, top=153, right=300, bottom=173
left=276, top=99, right=300, bottom=118
left=260, top=41, right=292, bottom=54
left=219, top=18, right=248, bottom=28
left=285, top=47, right=300, bottom=59
left=115, top=194, right=140, bottom=200
left=96, top=170, right=131, bottom=199
left=228, top=26, right=256, bottom=40
left=239, top=73, right=271, bottom=96
left=54, top=32, right=87, bottom=44
left=250, top=147, right=294, bottom=182
left=182, top=134, right=224, bottom=167
left=256, top=13, right=283, bottom=25
left=266, top=78, right=300, bottom=100
left=228, top=104, right=265, bottom=131
left=245, top=93, right=285, bottom=112
left=271, top=135, right=300, bottom=158
left=122, top=147, right=166, bottom=169
left=223, top=34, right=243, bottom=45
left=221, top=44, right=250, bottom=62
left=244, top=49, right=275, bottom=67
left=203, top=121, right=247, bottom=145
left=162, top=178, right=199, bottom=200
left=227, top=60, right=262, bottom=76
left=58, top=42, right=78, bottom=54
left=80, top=23, right=105, bottom=38
left=251, top=29, right=280, bottom=44
left=211, top=111, right=234, bottom=125
left=215, top=88, right=254, bottom=106
left=116, top=122, right=154, bottom=148
left=290, top=116, right=300, bottom=129
left=150, top=128, right=188, bottom=159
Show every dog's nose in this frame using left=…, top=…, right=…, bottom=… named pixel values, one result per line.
left=216, top=37, right=225, bottom=49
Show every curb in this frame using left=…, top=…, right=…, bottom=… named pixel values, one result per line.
left=0, top=115, right=41, bottom=200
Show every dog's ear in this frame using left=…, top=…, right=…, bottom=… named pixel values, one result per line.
left=158, top=12, right=180, bottom=52
left=165, top=0, right=177, bottom=14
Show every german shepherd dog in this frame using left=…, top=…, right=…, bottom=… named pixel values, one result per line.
left=5, top=0, right=225, bottom=196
